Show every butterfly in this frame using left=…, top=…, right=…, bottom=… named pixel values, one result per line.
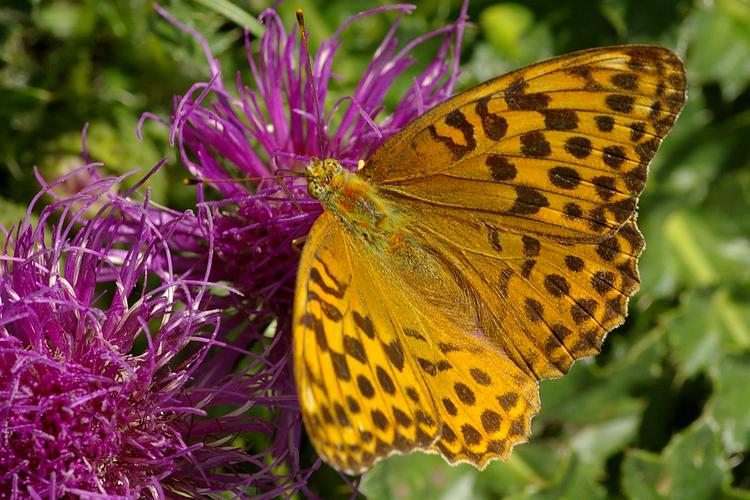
left=293, top=45, right=686, bottom=474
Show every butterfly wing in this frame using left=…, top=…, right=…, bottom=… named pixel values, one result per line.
left=408, top=212, right=645, bottom=381
left=294, top=212, right=541, bottom=472
left=363, top=45, right=686, bottom=242
left=358, top=45, right=684, bottom=383
left=294, top=212, right=439, bottom=473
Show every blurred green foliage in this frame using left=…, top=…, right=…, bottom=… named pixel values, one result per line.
left=2, top=0, right=750, bottom=498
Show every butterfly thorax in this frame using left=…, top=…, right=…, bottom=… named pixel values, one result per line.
left=305, top=158, right=405, bottom=251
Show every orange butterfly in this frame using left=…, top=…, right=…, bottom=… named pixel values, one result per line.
left=293, top=46, right=686, bottom=474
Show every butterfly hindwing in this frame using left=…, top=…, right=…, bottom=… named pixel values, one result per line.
left=414, top=324, right=541, bottom=467
left=294, top=213, right=440, bottom=473
left=364, top=45, right=686, bottom=242
left=410, top=214, right=645, bottom=380
left=294, top=212, right=542, bottom=472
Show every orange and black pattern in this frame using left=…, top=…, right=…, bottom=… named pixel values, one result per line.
left=294, top=46, right=686, bottom=474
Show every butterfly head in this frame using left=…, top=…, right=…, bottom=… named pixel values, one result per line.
left=304, top=157, right=343, bottom=201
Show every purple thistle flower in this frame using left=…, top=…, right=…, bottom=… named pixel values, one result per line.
left=162, top=2, right=468, bottom=313
left=0, top=166, right=289, bottom=498
left=146, top=1, right=467, bottom=491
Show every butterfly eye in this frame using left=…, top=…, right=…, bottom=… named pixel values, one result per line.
left=308, top=182, right=326, bottom=200
left=323, top=159, right=340, bottom=172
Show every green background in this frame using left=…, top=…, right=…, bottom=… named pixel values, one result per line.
left=2, top=0, right=750, bottom=498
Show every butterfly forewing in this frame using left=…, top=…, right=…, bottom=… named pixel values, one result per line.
left=363, top=45, right=686, bottom=242
left=294, top=213, right=441, bottom=473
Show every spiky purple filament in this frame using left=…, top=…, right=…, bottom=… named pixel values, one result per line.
left=0, top=169, right=240, bottom=498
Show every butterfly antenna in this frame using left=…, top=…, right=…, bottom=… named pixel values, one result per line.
left=275, top=168, right=305, bottom=177
left=296, top=9, right=326, bottom=157
left=182, top=174, right=271, bottom=186
left=272, top=156, right=305, bottom=213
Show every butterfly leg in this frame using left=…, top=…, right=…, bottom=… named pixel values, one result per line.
left=291, top=235, right=308, bottom=253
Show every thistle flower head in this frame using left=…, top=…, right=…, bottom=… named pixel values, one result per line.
left=0, top=167, right=268, bottom=498
left=165, top=1, right=468, bottom=318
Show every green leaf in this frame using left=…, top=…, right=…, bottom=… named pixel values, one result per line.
left=569, top=413, right=640, bottom=467
left=685, top=0, right=750, bottom=100
left=521, top=455, right=606, bottom=500
left=361, top=453, right=479, bottom=500
left=190, top=0, right=264, bottom=37
left=667, top=287, right=750, bottom=378
left=622, top=424, right=731, bottom=499
left=478, top=4, right=534, bottom=59
left=710, top=358, right=750, bottom=453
